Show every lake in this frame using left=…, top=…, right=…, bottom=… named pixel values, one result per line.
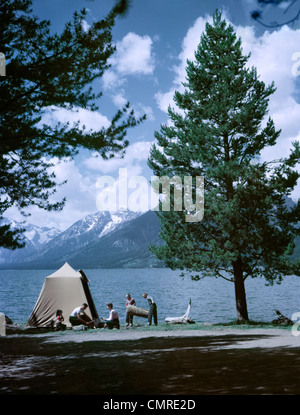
left=1, top=267, right=299, bottom=325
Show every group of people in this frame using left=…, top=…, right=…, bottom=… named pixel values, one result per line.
left=54, top=292, right=157, bottom=331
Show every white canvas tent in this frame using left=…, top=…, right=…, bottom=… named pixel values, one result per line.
left=27, top=262, right=99, bottom=328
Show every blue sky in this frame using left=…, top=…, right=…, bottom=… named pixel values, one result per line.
left=6, top=0, right=300, bottom=230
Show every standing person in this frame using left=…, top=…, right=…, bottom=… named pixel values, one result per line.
left=103, top=303, right=120, bottom=329
left=69, top=303, right=94, bottom=328
left=142, top=293, right=158, bottom=326
left=125, top=293, right=136, bottom=327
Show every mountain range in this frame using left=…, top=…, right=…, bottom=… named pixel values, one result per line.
left=0, top=210, right=165, bottom=269
left=1, top=198, right=299, bottom=269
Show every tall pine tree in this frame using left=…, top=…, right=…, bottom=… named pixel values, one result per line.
left=148, top=10, right=300, bottom=321
left=0, top=0, right=144, bottom=249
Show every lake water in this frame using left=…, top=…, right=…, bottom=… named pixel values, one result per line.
left=1, top=268, right=300, bottom=325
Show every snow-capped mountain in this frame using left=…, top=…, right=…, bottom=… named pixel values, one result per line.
left=0, top=210, right=147, bottom=268
left=33, top=210, right=142, bottom=254
left=0, top=218, right=61, bottom=265
left=64, top=210, right=165, bottom=269
left=56, top=210, right=141, bottom=242
left=24, top=223, right=61, bottom=247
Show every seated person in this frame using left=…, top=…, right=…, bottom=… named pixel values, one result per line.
left=69, top=303, right=94, bottom=328
left=102, top=303, right=120, bottom=329
left=55, top=309, right=66, bottom=331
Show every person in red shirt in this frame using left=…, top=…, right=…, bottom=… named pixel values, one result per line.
left=125, top=293, right=136, bottom=327
left=55, top=309, right=66, bottom=331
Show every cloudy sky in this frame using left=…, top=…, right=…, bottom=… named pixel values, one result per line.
left=7, top=0, right=300, bottom=230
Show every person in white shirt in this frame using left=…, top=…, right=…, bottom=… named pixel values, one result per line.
left=69, top=303, right=94, bottom=328
left=103, top=303, right=120, bottom=329
left=142, top=293, right=158, bottom=326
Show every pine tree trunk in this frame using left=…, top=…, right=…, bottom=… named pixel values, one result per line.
left=233, top=257, right=249, bottom=321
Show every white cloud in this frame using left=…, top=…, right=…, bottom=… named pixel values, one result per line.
left=84, top=139, right=154, bottom=212
left=102, top=70, right=126, bottom=91
left=140, top=105, right=155, bottom=121
left=111, top=32, right=155, bottom=76
left=84, top=140, right=154, bottom=174
left=112, top=91, right=128, bottom=108
left=237, top=25, right=299, bottom=100
left=110, top=86, right=155, bottom=129
left=5, top=158, right=100, bottom=231
left=95, top=168, right=154, bottom=213
left=103, top=32, right=155, bottom=90
left=39, top=158, right=101, bottom=229
left=81, top=20, right=90, bottom=33
left=155, top=89, right=177, bottom=113
left=88, top=141, right=155, bottom=213
left=111, top=90, right=155, bottom=121
left=102, top=32, right=156, bottom=129
left=40, top=106, right=111, bottom=131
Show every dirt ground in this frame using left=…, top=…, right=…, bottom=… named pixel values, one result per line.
left=1, top=326, right=300, bottom=403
